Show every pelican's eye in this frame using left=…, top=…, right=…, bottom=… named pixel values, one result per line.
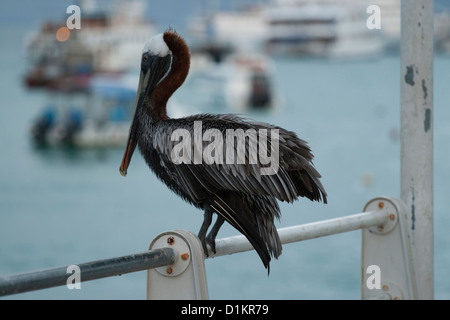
left=141, top=54, right=152, bottom=72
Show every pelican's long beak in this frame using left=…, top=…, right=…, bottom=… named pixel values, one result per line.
left=120, top=54, right=172, bottom=176
left=119, top=71, right=144, bottom=176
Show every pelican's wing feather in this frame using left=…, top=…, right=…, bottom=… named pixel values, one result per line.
left=152, top=114, right=327, bottom=204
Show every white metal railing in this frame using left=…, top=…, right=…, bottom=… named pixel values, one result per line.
left=0, top=248, right=176, bottom=297
left=206, top=209, right=389, bottom=258
left=146, top=196, right=418, bottom=300
left=0, top=196, right=417, bottom=300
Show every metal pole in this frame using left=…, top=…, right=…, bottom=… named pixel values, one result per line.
left=0, top=248, right=175, bottom=297
left=208, top=210, right=388, bottom=258
left=400, top=0, right=434, bottom=299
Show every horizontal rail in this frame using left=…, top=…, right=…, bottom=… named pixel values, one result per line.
left=0, top=247, right=175, bottom=297
left=0, top=210, right=388, bottom=297
left=207, top=210, right=389, bottom=258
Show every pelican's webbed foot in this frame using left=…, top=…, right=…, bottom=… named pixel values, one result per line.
left=197, top=210, right=225, bottom=256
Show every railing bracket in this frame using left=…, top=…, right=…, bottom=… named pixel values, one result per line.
left=361, top=197, right=419, bottom=300
left=147, top=230, right=209, bottom=300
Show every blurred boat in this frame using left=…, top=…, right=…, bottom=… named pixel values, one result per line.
left=188, top=5, right=267, bottom=51
left=189, top=0, right=401, bottom=59
left=434, top=12, right=450, bottom=54
left=265, top=1, right=385, bottom=58
left=26, top=0, right=157, bottom=149
left=30, top=72, right=137, bottom=148
left=24, top=0, right=156, bottom=91
left=189, top=45, right=282, bottom=112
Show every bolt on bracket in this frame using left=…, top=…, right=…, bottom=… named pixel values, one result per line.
left=147, top=230, right=209, bottom=300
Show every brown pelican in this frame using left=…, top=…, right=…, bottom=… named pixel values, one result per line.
left=120, top=29, right=327, bottom=271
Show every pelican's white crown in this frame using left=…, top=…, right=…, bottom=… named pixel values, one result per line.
left=142, top=33, right=171, bottom=57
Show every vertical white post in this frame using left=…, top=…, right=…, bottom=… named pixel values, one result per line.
left=400, top=0, right=434, bottom=299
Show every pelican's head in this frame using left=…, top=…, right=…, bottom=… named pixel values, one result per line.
left=120, top=30, right=190, bottom=177
left=139, top=33, right=173, bottom=93
left=142, top=33, right=172, bottom=58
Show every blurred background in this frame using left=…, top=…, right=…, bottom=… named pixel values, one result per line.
left=1, top=0, right=449, bottom=299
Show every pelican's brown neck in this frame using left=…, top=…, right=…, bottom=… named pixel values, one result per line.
left=151, top=31, right=190, bottom=120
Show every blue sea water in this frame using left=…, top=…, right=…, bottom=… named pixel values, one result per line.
left=1, top=1, right=450, bottom=300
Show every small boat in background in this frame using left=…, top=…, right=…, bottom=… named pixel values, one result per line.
left=222, top=53, right=281, bottom=112
left=189, top=43, right=282, bottom=113
left=31, top=72, right=137, bottom=148
left=264, top=0, right=386, bottom=58
left=24, top=0, right=156, bottom=91
left=434, top=11, right=450, bottom=54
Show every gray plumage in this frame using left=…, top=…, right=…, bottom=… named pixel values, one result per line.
left=137, top=113, right=326, bottom=270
